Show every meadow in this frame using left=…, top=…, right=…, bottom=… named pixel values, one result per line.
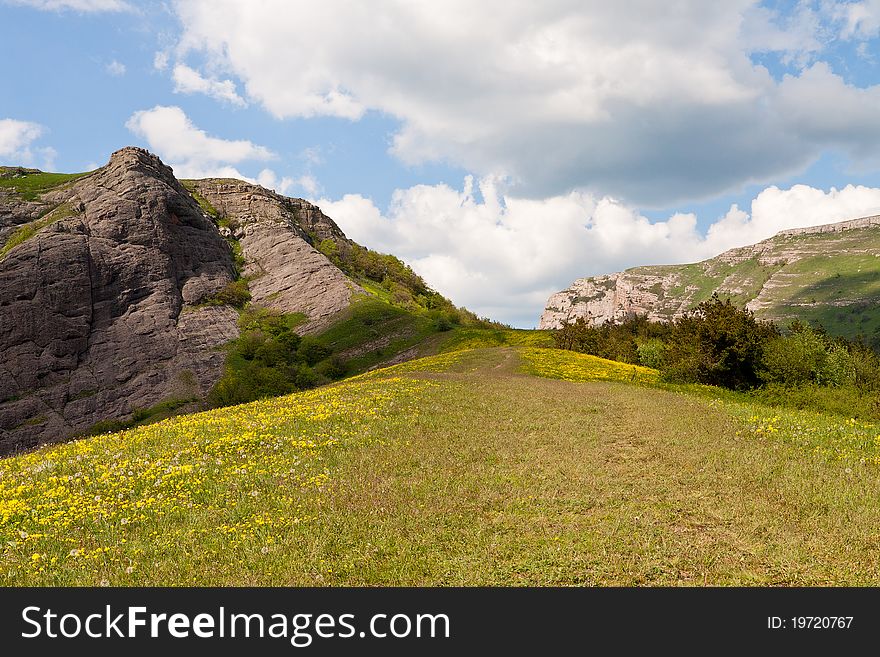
left=2, top=346, right=880, bottom=585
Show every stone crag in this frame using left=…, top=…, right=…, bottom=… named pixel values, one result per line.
left=0, top=148, right=363, bottom=454
left=184, top=179, right=362, bottom=333
left=540, top=215, right=880, bottom=344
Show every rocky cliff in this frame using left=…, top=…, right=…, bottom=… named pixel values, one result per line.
left=184, top=178, right=361, bottom=333
left=0, top=148, right=363, bottom=454
left=541, top=215, right=880, bottom=345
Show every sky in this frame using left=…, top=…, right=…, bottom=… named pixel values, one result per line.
left=3, top=1, right=880, bottom=327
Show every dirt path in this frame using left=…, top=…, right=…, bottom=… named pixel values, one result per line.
left=317, top=356, right=880, bottom=585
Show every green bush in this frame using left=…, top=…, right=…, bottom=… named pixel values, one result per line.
left=208, top=307, right=324, bottom=407
left=822, top=344, right=855, bottom=387
left=298, top=336, right=332, bottom=366
left=759, top=329, right=827, bottom=386
left=204, top=279, right=251, bottom=309
left=637, top=339, right=666, bottom=369
left=849, top=345, right=880, bottom=391
left=316, top=354, right=348, bottom=380
left=208, top=364, right=294, bottom=407
left=434, top=314, right=454, bottom=332
left=661, top=295, right=778, bottom=390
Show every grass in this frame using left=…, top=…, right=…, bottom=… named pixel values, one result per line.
left=3, top=346, right=880, bottom=585
left=312, top=295, right=438, bottom=373
left=0, top=170, right=92, bottom=201
left=518, top=346, right=659, bottom=384
left=438, top=327, right=554, bottom=352
left=0, top=203, right=79, bottom=259
left=78, top=397, right=201, bottom=438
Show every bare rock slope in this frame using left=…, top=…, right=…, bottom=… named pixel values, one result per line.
left=0, top=148, right=361, bottom=454
left=185, top=179, right=361, bottom=333
left=541, top=215, right=880, bottom=345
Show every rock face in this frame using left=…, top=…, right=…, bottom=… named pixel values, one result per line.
left=540, top=215, right=880, bottom=343
left=0, top=148, right=362, bottom=454
left=0, top=148, right=240, bottom=453
left=185, top=179, right=361, bottom=332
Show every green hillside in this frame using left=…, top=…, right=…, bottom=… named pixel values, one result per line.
left=3, top=345, right=880, bottom=586
left=544, top=217, right=880, bottom=347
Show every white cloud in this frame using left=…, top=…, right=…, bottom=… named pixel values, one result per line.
left=153, top=51, right=170, bottom=71
left=294, top=174, right=320, bottom=198
left=319, top=179, right=880, bottom=327
left=170, top=0, right=880, bottom=205
left=0, top=119, right=43, bottom=159
left=105, top=60, right=126, bottom=76
left=5, top=0, right=132, bottom=11
left=125, top=105, right=303, bottom=198
left=0, top=118, right=55, bottom=168
left=172, top=63, right=246, bottom=107
left=254, top=169, right=293, bottom=196
left=126, top=105, right=273, bottom=178
left=838, top=0, right=880, bottom=38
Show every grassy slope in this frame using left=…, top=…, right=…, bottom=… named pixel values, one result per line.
left=3, top=347, right=880, bottom=586
left=0, top=169, right=93, bottom=201
left=612, top=226, right=880, bottom=345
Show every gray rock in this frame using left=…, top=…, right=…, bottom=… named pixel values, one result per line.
left=0, top=148, right=239, bottom=454
left=185, top=179, right=362, bottom=332
left=0, top=147, right=373, bottom=454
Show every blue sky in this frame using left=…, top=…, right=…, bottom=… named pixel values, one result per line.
left=3, top=1, right=880, bottom=326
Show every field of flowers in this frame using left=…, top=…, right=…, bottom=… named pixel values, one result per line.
left=0, top=376, right=436, bottom=585
left=518, top=347, right=659, bottom=384
left=4, top=342, right=880, bottom=586
left=519, top=347, right=880, bottom=468
left=439, top=328, right=554, bottom=353
left=722, top=401, right=880, bottom=467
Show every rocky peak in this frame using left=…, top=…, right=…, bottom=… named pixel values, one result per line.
left=0, top=148, right=239, bottom=454
left=0, top=147, right=369, bottom=453
left=185, top=177, right=347, bottom=244
left=186, top=178, right=362, bottom=333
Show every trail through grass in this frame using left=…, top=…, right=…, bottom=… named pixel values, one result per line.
left=2, top=347, right=879, bottom=585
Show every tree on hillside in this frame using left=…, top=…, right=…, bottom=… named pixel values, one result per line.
left=662, top=294, right=778, bottom=389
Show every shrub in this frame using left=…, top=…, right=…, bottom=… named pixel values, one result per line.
left=298, top=336, right=332, bottom=366
left=637, top=339, right=666, bottom=369
left=316, top=354, right=348, bottom=380
left=849, top=344, right=880, bottom=391
left=208, top=307, right=323, bottom=408
left=759, top=329, right=827, bottom=386
left=661, top=295, right=778, bottom=390
left=208, top=364, right=294, bottom=407
left=821, top=344, right=855, bottom=387
left=434, top=314, right=454, bottom=332
left=210, top=279, right=252, bottom=309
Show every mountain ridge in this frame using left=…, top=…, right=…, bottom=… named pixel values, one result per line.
left=540, top=214, right=880, bottom=345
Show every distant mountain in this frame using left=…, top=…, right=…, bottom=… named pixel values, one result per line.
left=0, top=147, right=472, bottom=454
left=540, top=216, right=880, bottom=346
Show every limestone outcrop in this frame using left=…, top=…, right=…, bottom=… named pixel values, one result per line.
left=0, top=148, right=363, bottom=453
left=540, top=215, right=880, bottom=340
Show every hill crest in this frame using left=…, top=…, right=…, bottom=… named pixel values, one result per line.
left=540, top=213, right=880, bottom=346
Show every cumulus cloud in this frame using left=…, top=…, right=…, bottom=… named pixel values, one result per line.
left=170, top=0, right=880, bottom=205
left=153, top=51, right=170, bottom=71
left=126, top=105, right=273, bottom=178
left=5, top=0, right=132, bottom=11
left=838, top=0, right=880, bottom=38
left=319, top=180, right=880, bottom=327
left=125, top=105, right=308, bottom=198
left=105, top=60, right=126, bottom=76
left=172, top=64, right=246, bottom=107
left=0, top=118, right=55, bottom=168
